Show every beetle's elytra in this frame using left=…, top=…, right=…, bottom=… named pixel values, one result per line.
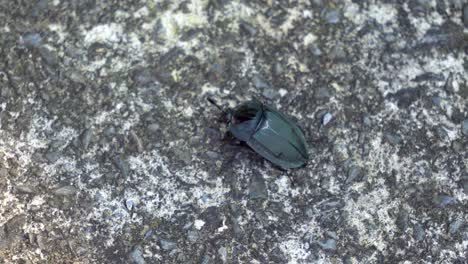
left=208, top=98, right=308, bottom=169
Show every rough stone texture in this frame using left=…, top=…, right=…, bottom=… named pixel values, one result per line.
left=0, top=1, right=467, bottom=263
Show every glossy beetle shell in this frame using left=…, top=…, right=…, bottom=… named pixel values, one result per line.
left=228, top=100, right=308, bottom=169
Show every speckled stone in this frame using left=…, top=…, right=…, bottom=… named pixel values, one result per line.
left=0, top=0, right=466, bottom=263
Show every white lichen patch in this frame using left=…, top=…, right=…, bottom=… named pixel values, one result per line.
left=83, top=23, right=125, bottom=46
left=279, top=238, right=311, bottom=264
left=343, top=185, right=398, bottom=252
left=368, top=4, right=398, bottom=25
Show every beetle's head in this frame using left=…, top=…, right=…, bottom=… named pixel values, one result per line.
left=229, top=103, right=260, bottom=125
left=227, top=100, right=264, bottom=141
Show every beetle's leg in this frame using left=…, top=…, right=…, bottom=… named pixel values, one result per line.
left=286, top=171, right=297, bottom=188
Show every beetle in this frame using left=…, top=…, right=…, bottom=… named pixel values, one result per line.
left=207, top=97, right=309, bottom=169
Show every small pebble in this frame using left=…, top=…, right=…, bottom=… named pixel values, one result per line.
left=346, top=166, right=361, bottom=184
left=38, top=46, right=58, bottom=66
left=129, top=245, right=146, bottom=264
left=206, top=151, right=220, bottom=160
left=384, top=132, right=402, bottom=145
left=45, top=151, right=60, bottom=163
left=462, top=119, right=468, bottom=136
left=15, top=185, right=36, bottom=194
left=80, top=128, right=93, bottom=150
left=322, top=112, right=332, bottom=126
left=449, top=218, right=463, bottom=234
left=147, top=123, right=160, bottom=132
left=315, top=87, right=331, bottom=99
left=143, top=229, right=153, bottom=241
left=160, top=239, right=176, bottom=251
left=249, top=174, right=268, bottom=200
left=0, top=168, right=9, bottom=178
left=54, top=186, right=78, bottom=196
left=318, top=239, right=336, bottom=251
left=103, top=126, right=116, bottom=137
left=187, top=230, right=199, bottom=242
left=433, top=195, right=456, bottom=207
left=114, top=155, right=129, bottom=177
left=310, top=44, right=322, bottom=56
left=130, top=131, right=144, bottom=152
left=329, top=45, right=346, bottom=61
left=20, top=32, right=42, bottom=48
left=252, top=75, right=270, bottom=90
left=463, top=4, right=468, bottom=27
left=323, top=9, right=341, bottom=24
left=125, top=199, right=134, bottom=211
left=239, top=20, right=257, bottom=36
left=262, top=88, right=280, bottom=100
left=218, top=247, right=227, bottom=263
left=413, top=223, right=425, bottom=241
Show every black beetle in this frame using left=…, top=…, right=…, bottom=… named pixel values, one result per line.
left=208, top=97, right=309, bottom=169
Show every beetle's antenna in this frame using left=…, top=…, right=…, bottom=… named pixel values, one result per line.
left=207, top=97, right=228, bottom=114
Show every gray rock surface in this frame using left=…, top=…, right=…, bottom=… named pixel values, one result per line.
left=0, top=1, right=467, bottom=263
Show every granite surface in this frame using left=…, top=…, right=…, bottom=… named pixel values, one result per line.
left=0, top=0, right=467, bottom=263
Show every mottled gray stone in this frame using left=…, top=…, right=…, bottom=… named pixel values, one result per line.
left=0, top=1, right=467, bottom=263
